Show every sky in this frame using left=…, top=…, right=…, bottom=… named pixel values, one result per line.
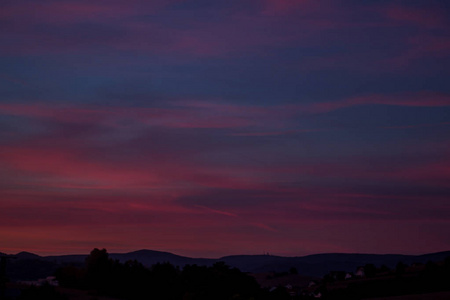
left=1, top=0, right=450, bottom=258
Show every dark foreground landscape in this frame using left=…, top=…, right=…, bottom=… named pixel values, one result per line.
left=1, top=249, right=450, bottom=299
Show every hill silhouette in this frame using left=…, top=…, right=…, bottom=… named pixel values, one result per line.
left=218, top=251, right=450, bottom=276
left=15, top=251, right=41, bottom=260
left=109, top=249, right=215, bottom=268
left=2, top=249, right=449, bottom=280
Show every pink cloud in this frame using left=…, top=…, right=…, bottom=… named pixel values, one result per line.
left=2, top=170, right=449, bottom=257
left=2, top=91, right=447, bottom=133
left=1, top=194, right=292, bottom=256
left=2, top=1, right=450, bottom=258
left=371, top=4, right=450, bottom=69
left=114, top=1, right=338, bottom=57
left=381, top=34, right=450, bottom=69
left=2, top=0, right=447, bottom=64
left=0, top=74, right=30, bottom=86
left=0, top=102, right=252, bottom=129
left=0, top=1, right=179, bottom=24
left=300, top=91, right=450, bottom=113
left=384, top=5, right=447, bottom=29
left=249, top=222, right=279, bottom=233
left=388, top=159, right=450, bottom=186
left=229, top=128, right=322, bottom=136
left=0, top=136, right=276, bottom=195
left=261, top=0, right=318, bottom=16
left=0, top=146, right=170, bottom=189
left=382, top=121, right=450, bottom=130
left=0, top=0, right=341, bottom=57
left=0, top=101, right=297, bottom=132
left=348, top=92, right=450, bottom=107
left=193, top=205, right=238, bottom=218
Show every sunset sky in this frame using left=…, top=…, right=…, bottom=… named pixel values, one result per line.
left=1, top=0, right=449, bottom=258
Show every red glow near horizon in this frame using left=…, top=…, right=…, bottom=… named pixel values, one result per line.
left=1, top=0, right=450, bottom=258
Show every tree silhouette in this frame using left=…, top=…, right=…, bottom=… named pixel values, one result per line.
left=85, top=248, right=112, bottom=292
left=364, top=264, right=376, bottom=278
left=55, top=248, right=265, bottom=300
left=395, top=261, right=407, bottom=276
left=0, top=256, right=7, bottom=299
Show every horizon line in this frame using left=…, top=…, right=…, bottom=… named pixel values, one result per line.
left=2, top=248, right=450, bottom=259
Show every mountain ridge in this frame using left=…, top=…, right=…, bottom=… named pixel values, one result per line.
left=2, top=249, right=449, bottom=279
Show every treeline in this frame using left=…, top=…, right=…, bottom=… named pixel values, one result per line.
left=323, top=257, right=450, bottom=299
left=55, top=248, right=289, bottom=300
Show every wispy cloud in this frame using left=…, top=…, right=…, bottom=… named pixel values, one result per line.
left=1, top=0, right=449, bottom=257
left=193, top=205, right=238, bottom=218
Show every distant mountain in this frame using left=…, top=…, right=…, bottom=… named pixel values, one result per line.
left=15, top=251, right=42, bottom=260
left=2, top=249, right=449, bottom=280
left=109, top=249, right=215, bottom=268
left=219, top=251, right=450, bottom=276
left=109, top=250, right=450, bottom=277
left=416, top=251, right=450, bottom=262
left=44, top=254, right=86, bottom=265
left=5, top=253, right=58, bottom=281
